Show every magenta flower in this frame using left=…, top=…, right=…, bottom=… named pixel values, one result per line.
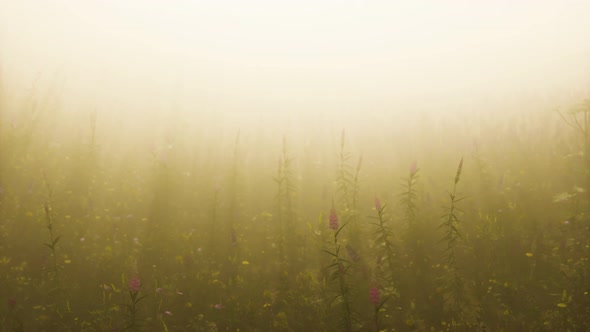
left=369, top=287, right=380, bottom=305
left=329, top=208, right=339, bottom=230
left=128, top=277, right=141, bottom=293
left=374, top=197, right=382, bottom=211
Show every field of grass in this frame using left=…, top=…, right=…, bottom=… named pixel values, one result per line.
left=1, top=91, right=590, bottom=331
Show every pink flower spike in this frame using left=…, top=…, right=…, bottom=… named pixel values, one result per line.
left=214, top=304, right=224, bottom=309
left=369, top=287, right=380, bottom=305
left=329, top=208, right=339, bottom=231
left=128, top=277, right=141, bottom=293
left=165, top=310, right=173, bottom=316
left=374, top=198, right=382, bottom=211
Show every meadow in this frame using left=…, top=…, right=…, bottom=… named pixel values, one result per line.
left=1, top=91, right=590, bottom=332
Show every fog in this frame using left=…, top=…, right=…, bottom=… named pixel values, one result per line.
left=2, top=0, right=589, bottom=128
left=2, top=1, right=590, bottom=331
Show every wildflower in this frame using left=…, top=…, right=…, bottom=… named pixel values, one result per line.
left=214, top=303, right=224, bottom=309
left=374, top=197, right=382, bottom=211
left=329, top=208, right=339, bottom=230
left=346, top=245, right=361, bottom=263
left=369, top=287, right=380, bottom=305
left=410, top=160, right=418, bottom=176
left=128, top=277, right=141, bottom=293
left=164, top=310, right=173, bottom=316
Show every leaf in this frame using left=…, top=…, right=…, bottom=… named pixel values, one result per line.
left=53, top=234, right=62, bottom=246
left=335, top=222, right=348, bottom=237
left=321, top=250, right=338, bottom=257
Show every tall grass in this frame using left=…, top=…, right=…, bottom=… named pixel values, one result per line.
left=1, top=88, right=590, bottom=331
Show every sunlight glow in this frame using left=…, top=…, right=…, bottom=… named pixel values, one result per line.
left=0, top=0, right=589, bottom=122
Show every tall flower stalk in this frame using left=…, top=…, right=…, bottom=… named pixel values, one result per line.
left=274, top=137, right=296, bottom=266
left=371, top=198, right=396, bottom=288
left=323, top=206, right=353, bottom=332
left=42, top=171, right=62, bottom=288
left=125, top=276, right=146, bottom=332
left=401, top=161, right=419, bottom=228
left=370, top=285, right=388, bottom=332
left=440, top=157, right=467, bottom=326
left=336, top=131, right=363, bottom=252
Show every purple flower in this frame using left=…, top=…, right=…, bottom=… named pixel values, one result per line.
left=128, top=277, right=141, bottom=293
left=369, top=287, right=380, bottom=305
left=374, top=198, right=382, bottom=211
left=329, top=208, right=339, bottom=231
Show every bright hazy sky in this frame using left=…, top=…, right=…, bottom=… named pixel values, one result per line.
left=1, top=0, right=589, bottom=119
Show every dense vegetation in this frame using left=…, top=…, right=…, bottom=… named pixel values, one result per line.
left=1, top=92, right=590, bottom=331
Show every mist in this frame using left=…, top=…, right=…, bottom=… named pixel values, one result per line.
left=2, top=0, right=589, bottom=123
left=1, top=1, right=590, bottom=331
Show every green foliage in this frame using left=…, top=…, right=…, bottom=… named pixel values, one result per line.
left=3, top=92, right=590, bottom=331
